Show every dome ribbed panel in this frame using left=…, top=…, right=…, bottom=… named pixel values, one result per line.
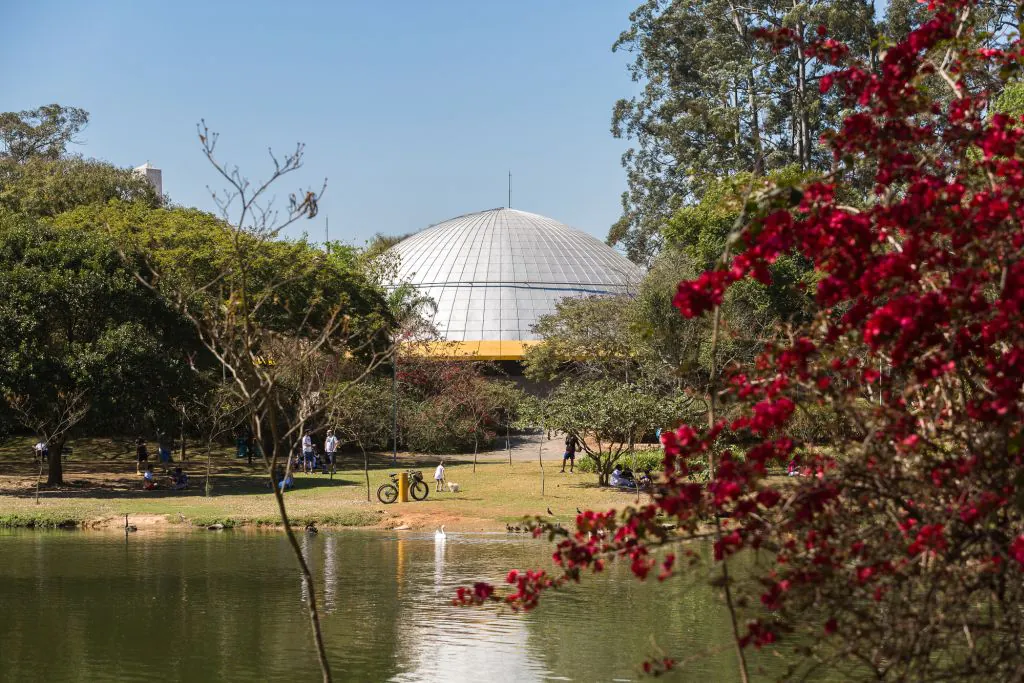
left=387, top=208, right=643, bottom=343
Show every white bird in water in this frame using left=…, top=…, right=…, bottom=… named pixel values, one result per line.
left=435, top=525, right=446, bottom=542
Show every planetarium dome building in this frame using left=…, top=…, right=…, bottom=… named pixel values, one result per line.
left=387, top=207, right=643, bottom=360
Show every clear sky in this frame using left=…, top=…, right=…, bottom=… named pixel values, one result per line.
left=2, top=1, right=639, bottom=246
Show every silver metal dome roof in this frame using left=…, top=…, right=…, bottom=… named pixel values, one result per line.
left=388, top=208, right=643, bottom=351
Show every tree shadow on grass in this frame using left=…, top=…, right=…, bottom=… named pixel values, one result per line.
left=0, top=460, right=363, bottom=500
left=0, top=450, right=492, bottom=501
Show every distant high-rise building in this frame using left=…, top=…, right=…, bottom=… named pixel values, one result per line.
left=134, top=163, right=163, bottom=197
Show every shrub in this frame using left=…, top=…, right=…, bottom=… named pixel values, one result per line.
left=575, top=449, right=664, bottom=474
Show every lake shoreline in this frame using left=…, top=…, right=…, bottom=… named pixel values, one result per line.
left=0, top=505, right=521, bottom=533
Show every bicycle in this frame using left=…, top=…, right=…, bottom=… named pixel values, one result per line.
left=376, top=470, right=430, bottom=504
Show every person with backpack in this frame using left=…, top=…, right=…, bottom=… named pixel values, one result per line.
left=561, top=433, right=579, bottom=473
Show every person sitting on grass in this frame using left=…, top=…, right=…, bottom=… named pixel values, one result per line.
left=272, top=464, right=294, bottom=492
left=142, top=463, right=157, bottom=490
left=639, top=469, right=653, bottom=488
left=170, top=467, right=189, bottom=491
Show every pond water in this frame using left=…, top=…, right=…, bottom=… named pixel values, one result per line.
left=0, top=529, right=797, bottom=682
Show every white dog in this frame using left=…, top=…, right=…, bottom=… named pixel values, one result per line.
left=446, top=482, right=461, bottom=493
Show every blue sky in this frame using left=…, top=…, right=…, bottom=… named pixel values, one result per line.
left=2, top=1, right=639, bottom=245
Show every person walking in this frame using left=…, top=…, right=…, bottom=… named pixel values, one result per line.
left=434, top=460, right=446, bottom=493
left=324, top=430, right=338, bottom=472
left=561, top=433, right=579, bottom=474
left=135, top=437, right=149, bottom=474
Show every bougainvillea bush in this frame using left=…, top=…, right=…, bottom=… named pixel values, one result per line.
left=457, top=2, right=1024, bottom=679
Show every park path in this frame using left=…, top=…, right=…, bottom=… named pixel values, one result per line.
left=464, top=430, right=560, bottom=464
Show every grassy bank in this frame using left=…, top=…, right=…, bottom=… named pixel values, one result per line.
left=0, top=437, right=649, bottom=531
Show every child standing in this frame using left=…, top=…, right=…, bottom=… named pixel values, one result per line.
left=434, top=460, right=446, bottom=493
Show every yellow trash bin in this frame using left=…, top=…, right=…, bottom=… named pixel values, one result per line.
left=398, top=471, right=410, bottom=502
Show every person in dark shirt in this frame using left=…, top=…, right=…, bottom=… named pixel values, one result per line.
left=561, top=433, right=579, bottom=473
left=135, top=437, right=149, bottom=474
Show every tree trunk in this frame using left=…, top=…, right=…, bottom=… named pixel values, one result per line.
left=747, top=75, right=764, bottom=176
left=180, top=414, right=187, bottom=462
left=248, top=414, right=256, bottom=466
left=728, top=0, right=764, bottom=176
left=391, top=360, right=398, bottom=465
left=473, top=432, right=478, bottom=473
left=362, top=444, right=370, bottom=502
left=795, top=11, right=811, bottom=169
left=46, top=439, right=64, bottom=486
left=538, top=417, right=545, bottom=497
left=205, top=442, right=213, bottom=497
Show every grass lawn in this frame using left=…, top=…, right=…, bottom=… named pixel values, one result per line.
left=0, top=436, right=650, bottom=531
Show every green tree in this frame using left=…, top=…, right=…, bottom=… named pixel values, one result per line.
left=327, top=379, right=393, bottom=500
left=363, top=232, right=414, bottom=261
left=0, top=210, right=198, bottom=484
left=543, top=379, right=694, bottom=485
left=523, top=295, right=639, bottom=384
left=0, top=104, right=88, bottom=162
left=61, top=201, right=394, bottom=364
left=0, top=156, right=159, bottom=218
left=0, top=104, right=158, bottom=218
left=608, top=0, right=879, bottom=262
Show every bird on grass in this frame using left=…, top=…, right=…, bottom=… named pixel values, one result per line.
left=576, top=507, right=582, bottom=514
left=546, top=507, right=554, bottom=516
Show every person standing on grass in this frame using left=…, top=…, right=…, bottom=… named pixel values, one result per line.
left=434, top=460, right=446, bottom=492
left=136, top=437, right=149, bottom=474
left=324, top=430, right=338, bottom=471
left=561, top=433, right=579, bottom=474
left=302, top=433, right=315, bottom=473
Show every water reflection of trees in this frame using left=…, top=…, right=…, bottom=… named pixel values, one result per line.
left=0, top=533, right=805, bottom=681
left=0, top=532, right=406, bottom=681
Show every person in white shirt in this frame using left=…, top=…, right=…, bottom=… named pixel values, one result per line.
left=301, top=433, right=314, bottom=473
left=434, top=461, right=446, bottom=492
left=324, top=431, right=338, bottom=469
